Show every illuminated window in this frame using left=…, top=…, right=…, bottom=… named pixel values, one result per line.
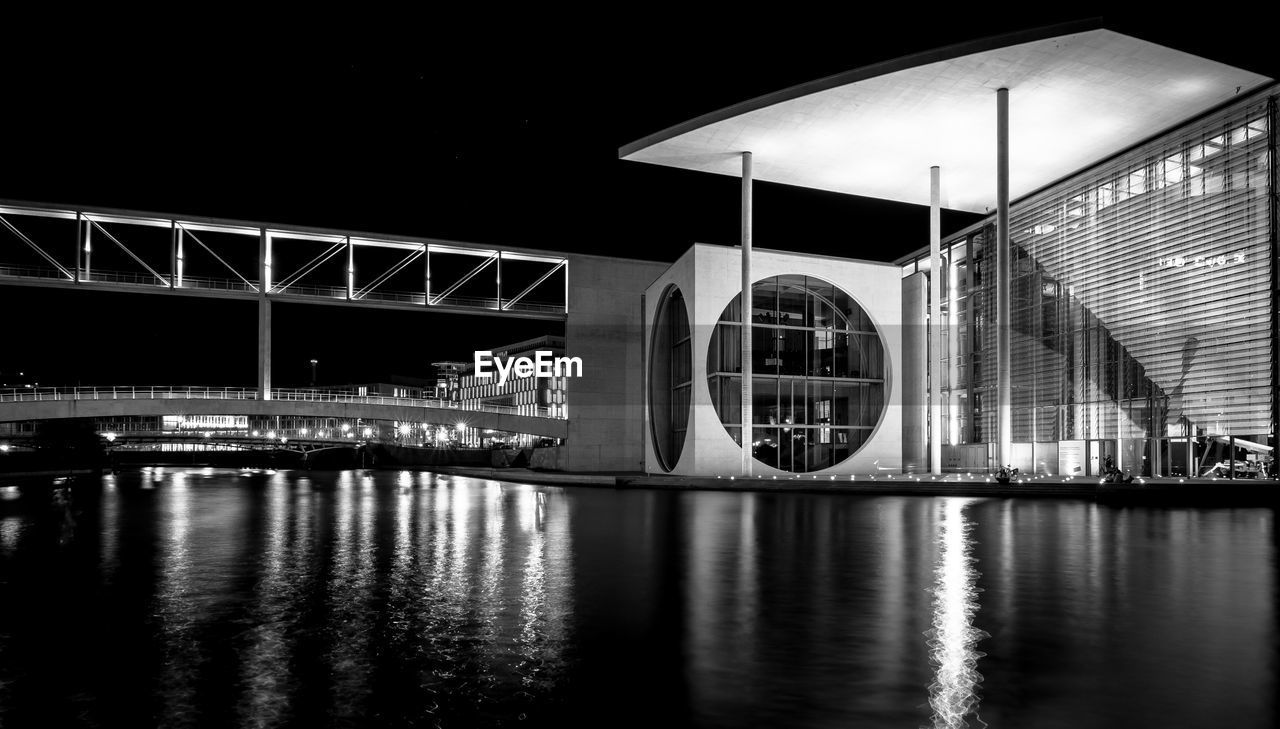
left=708, top=275, right=886, bottom=472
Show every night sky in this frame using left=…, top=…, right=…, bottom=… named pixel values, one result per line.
left=2, top=9, right=1276, bottom=387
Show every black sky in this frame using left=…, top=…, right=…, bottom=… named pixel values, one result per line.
left=2, top=9, right=1277, bottom=386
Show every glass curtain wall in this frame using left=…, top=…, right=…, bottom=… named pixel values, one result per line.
left=904, top=90, right=1275, bottom=477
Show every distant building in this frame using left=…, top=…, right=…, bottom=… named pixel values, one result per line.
left=431, top=361, right=469, bottom=401
left=318, top=374, right=434, bottom=399
left=458, top=335, right=569, bottom=418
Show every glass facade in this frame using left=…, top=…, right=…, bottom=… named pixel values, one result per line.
left=905, top=90, right=1276, bottom=477
left=708, top=275, right=886, bottom=472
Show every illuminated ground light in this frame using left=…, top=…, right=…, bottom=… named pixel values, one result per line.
left=398, top=424, right=411, bottom=436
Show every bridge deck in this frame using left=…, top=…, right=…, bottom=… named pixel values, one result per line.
left=0, top=387, right=568, bottom=439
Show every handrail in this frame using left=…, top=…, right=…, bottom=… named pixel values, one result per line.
left=0, top=385, right=564, bottom=419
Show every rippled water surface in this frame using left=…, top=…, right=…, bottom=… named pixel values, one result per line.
left=0, top=469, right=1275, bottom=728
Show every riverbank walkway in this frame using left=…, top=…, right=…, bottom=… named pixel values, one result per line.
left=425, top=467, right=1280, bottom=503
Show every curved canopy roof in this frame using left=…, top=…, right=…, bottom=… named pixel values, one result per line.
left=619, top=21, right=1271, bottom=213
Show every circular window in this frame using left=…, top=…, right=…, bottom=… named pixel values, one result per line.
left=649, top=286, right=691, bottom=471
left=707, top=275, right=885, bottom=472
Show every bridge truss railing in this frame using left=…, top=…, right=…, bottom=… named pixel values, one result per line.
left=0, top=201, right=570, bottom=319
left=0, top=386, right=561, bottom=419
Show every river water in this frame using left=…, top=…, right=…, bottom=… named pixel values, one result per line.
left=0, top=468, right=1274, bottom=728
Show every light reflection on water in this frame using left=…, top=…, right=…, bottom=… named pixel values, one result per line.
left=156, top=469, right=196, bottom=723
left=925, top=497, right=987, bottom=729
left=236, top=472, right=298, bottom=727
left=0, top=472, right=1275, bottom=728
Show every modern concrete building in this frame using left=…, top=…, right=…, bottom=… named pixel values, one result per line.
left=647, top=244, right=902, bottom=475
left=626, top=20, right=1278, bottom=478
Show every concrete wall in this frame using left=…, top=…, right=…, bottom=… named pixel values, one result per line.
left=642, top=247, right=698, bottom=474
left=901, top=272, right=928, bottom=473
left=645, top=243, right=905, bottom=476
left=562, top=254, right=669, bottom=472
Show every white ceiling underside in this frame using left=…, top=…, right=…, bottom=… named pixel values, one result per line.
left=621, top=29, right=1271, bottom=213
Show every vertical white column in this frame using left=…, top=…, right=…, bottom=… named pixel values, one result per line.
left=169, top=221, right=177, bottom=290
left=82, top=218, right=92, bottom=281
left=741, top=151, right=754, bottom=477
left=996, top=87, right=1012, bottom=469
left=948, top=235, right=964, bottom=449
left=346, top=236, right=354, bottom=300
left=258, top=229, right=272, bottom=401
left=175, top=228, right=184, bottom=288
left=74, top=212, right=82, bottom=283
left=1116, top=356, right=1125, bottom=473
left=930, top=165, right=943, bottom=475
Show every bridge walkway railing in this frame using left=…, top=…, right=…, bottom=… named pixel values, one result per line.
left=0, top=386, right=562, bottom=420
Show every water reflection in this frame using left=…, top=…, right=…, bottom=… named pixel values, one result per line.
left=0, top=475, right=1274, bottom=728
left=925, top=497, right=986, bottom=729
left=99, top=473, right=119, bottom=578
left=327, top=469, right=376, bottom=722
left=155, top=470, right=196, bottom=723
left=236, top=471, right=311, bottom=727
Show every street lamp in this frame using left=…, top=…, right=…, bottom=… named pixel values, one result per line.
left=310, top=359, right=318, bottom=387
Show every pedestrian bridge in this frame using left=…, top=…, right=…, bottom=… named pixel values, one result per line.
left=0, top=386, right=568, bottom=440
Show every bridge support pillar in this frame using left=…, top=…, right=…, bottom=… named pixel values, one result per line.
left=258, top=297, right=272, bottom=400
left=259, top=229, right=272, bottom=401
